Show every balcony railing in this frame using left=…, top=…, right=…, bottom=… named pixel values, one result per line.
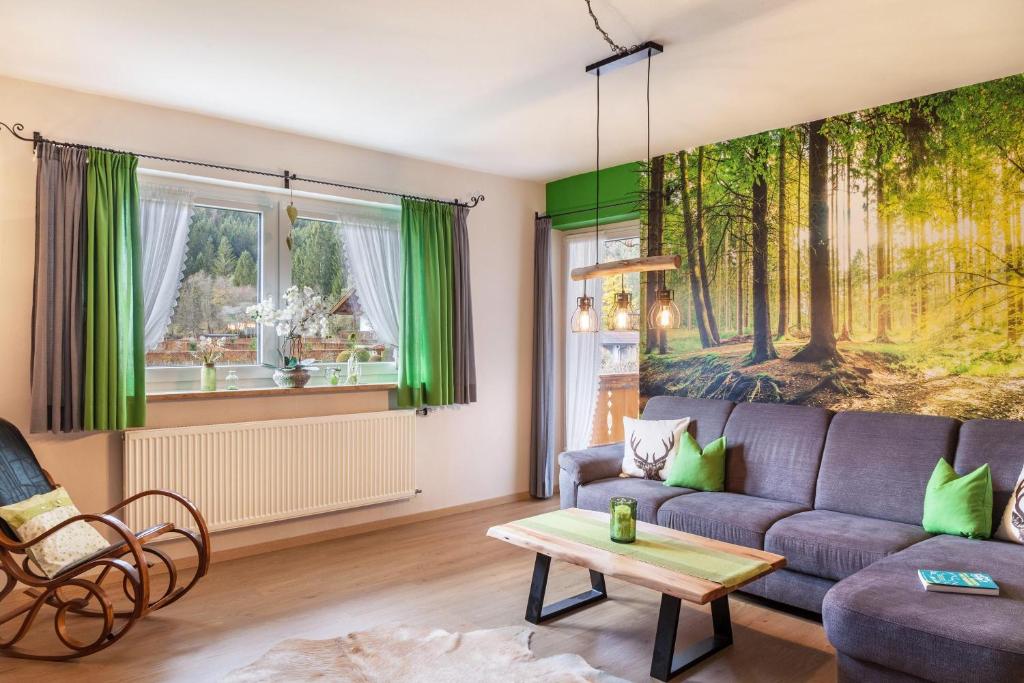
left=590, top=372, right=639, bottom=446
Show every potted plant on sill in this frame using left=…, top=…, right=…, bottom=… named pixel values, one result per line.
left=192, top=337, right=226, bottom=391
left=247, top=286, right=329, bottom=389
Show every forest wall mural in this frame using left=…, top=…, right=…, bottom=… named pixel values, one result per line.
left=639, top=73, right=1024, bottom=420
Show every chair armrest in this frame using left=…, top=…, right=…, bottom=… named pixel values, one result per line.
left=558, top=442, right=624, bottom=486
left=106, top=489, right=211, bottom=575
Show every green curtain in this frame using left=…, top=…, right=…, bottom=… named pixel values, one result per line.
left=398, top=199, right=455, bottom=408
left=83, top=149, right=146, bottom=429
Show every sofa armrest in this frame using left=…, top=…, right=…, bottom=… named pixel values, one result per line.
left=558, top=442, right=624, bottom=486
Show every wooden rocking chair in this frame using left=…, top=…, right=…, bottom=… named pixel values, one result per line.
left=0, top=418, right=211, bottom=660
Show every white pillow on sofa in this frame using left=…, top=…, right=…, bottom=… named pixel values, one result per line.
left=995, top=464, right=1023, bottom=544
left=622, top=416, right=690, bottom=481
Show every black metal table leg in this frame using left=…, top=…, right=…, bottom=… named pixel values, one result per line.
left=650, top=593, right=733, bottom=681
left=525, top=553, right=608, bottom=624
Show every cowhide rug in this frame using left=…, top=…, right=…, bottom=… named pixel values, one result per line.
left=223, top=625, right=628, bottom=682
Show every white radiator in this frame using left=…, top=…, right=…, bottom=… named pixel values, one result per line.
left=122, top=411, right=416, bottom=533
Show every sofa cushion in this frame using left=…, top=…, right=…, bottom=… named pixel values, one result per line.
left=641, top=396, right=734, bottom=446
left=656, top=491, right=807, bottom=549
left=823, top=535, right=1024, bottom=683
left=761, top=569, right=835, bottom=614
left=722, top=402, right=832, bottom=506
left=955, top=419, right=1024, bottom=536
left=558, top=443, right=623, bottom=486
left=576, top=478, right=693, bottom=523
left=815, top=411, right=959, bottom=525
left=765, top=510, right=931, bottom=581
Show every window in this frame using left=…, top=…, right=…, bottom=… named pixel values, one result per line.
left=599, top=232, right=641, bottom=374
left=564, top=221, right=640, bottom=448
left=140, top=173, right=399, bottom=392
left=290, top=216, right=389, bottom=363
left=146, top=205, right=261, bottom=367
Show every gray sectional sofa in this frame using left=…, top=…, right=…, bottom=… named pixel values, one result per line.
left=557, top=396, right=1024, bottom=683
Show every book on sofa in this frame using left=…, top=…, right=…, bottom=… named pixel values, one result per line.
left=918, top=570, right=1000, bottom=596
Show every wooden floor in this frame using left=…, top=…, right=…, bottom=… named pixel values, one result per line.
left=0, top=499, right=836, bottom=682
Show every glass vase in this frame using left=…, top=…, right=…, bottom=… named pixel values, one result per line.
left=609, top=496, right=637, bottom=544
left=201, top=363, right=217, bottom=392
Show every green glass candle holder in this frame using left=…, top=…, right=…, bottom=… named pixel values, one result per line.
left=609, top=496, right=637, bottom=543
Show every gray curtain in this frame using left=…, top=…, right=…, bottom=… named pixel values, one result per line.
left=530, top=215, right=554, bottom=498
left=31, top=144, right=88, bottom=433
left=452, top=205, right=477, bottom=404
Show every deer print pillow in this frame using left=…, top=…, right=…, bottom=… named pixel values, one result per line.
left=622, top=416, right=691, bottom=481
left=995, top=464, right=1024, bottom=544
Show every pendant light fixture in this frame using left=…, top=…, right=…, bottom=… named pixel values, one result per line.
left=565, top=2, right=675, bottom=286
left=570, top=64, right=603, bottom=335
left=612, top=274, right=638, bottom=331
left=649, top=286, right=682, bottom=330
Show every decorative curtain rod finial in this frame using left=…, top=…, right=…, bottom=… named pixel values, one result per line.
left=462, top=194, right=485, bottom=209
left=0, top=121, right=33, bottom=142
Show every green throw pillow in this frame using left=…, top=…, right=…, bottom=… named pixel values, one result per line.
left=922, top=459, right=992, bottom=539
left=663, top=433, right=727, bottom=491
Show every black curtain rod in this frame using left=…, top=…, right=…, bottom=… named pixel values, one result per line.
left=537, top=199, right=641, bottom=221
left=1, top=121, right=485, bottom=209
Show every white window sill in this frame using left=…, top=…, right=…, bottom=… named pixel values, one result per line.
left=147, top=381, right=397, bottom=403
left=146, top=362, right=398, bottom=398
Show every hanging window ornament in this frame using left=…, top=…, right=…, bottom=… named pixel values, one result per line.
left=284, top=170, right=297, bottom=251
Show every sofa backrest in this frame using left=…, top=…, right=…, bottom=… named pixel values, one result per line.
left=815, top=411, right=959, bottom=525
left=954, top=419, right=1024, bottom=535
left=641, top=396, right=735, bottom=447
left=721, top=402, right=832, bottom=507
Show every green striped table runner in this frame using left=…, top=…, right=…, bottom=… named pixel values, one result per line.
left=516, top=510, right=770, bottom=587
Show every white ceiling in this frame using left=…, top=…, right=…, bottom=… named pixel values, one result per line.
left=1, top=1, right=1023, bottom=181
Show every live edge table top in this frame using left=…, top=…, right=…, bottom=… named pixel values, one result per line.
left=487, top=507, right=785, bottom=605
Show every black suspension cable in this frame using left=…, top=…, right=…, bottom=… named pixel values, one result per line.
left=594, top=68, right=601, bottom=264
left=0, top=121, right=484, bottom=209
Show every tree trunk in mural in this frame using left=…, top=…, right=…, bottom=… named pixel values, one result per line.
left=1008, top=209, right=1023, bottom=345
left=777, top=134, right=788, bottom=338
left=875, top=155, right=892, bottom=343
left=646, top=155, right=667, bottom=354
left=845, top=154, right=854, bottom=338
left=750, top=158, right=778, bottom=363
left=839, top=153, right=852, bottom=341
left=679, top=150, right=715, bottom=348
left=795, top=134, right=804, bottom=332
left=864, top=179, right=872, bottom=334
left=793, top=119, right=838, bottom=362
left=737, top=245, right=744, bottom=335
left=695, top=147, right=721, bottom=344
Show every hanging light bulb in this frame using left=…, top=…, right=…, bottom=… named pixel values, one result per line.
left=571, top=292, right=598, bottom=333
left=572, top=67, right=604, bottom=336
left=612, top=274, right=637, bottom=331
left=648, top=286, right=681, bottom=330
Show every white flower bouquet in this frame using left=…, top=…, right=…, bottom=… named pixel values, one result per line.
left=191, top=336, right=226, bottom=365
left=247, top=286, right=329, bottom=369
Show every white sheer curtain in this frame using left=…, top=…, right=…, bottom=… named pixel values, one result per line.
left=338, top=206, right=402, bottom=348
left=139, top=185, right=194, bottom=350
left=565, top=235, right=603, bottom=450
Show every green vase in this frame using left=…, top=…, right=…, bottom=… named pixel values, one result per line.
left=609, top=496, right=637, bottom=543
left=201, top=363, right=218, bottom=392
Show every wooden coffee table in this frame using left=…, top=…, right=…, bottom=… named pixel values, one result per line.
left=487, top=508, right=785, bottom=681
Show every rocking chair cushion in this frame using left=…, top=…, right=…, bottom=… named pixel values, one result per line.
left=0, top=419, right=53, bottom=538
left=0, top=487, right=109, bottom=578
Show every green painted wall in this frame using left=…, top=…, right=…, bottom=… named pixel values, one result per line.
left=545, top=161, right=642, bottom=230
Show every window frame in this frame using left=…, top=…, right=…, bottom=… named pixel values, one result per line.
left=141, top=174, right=398, bottom=394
